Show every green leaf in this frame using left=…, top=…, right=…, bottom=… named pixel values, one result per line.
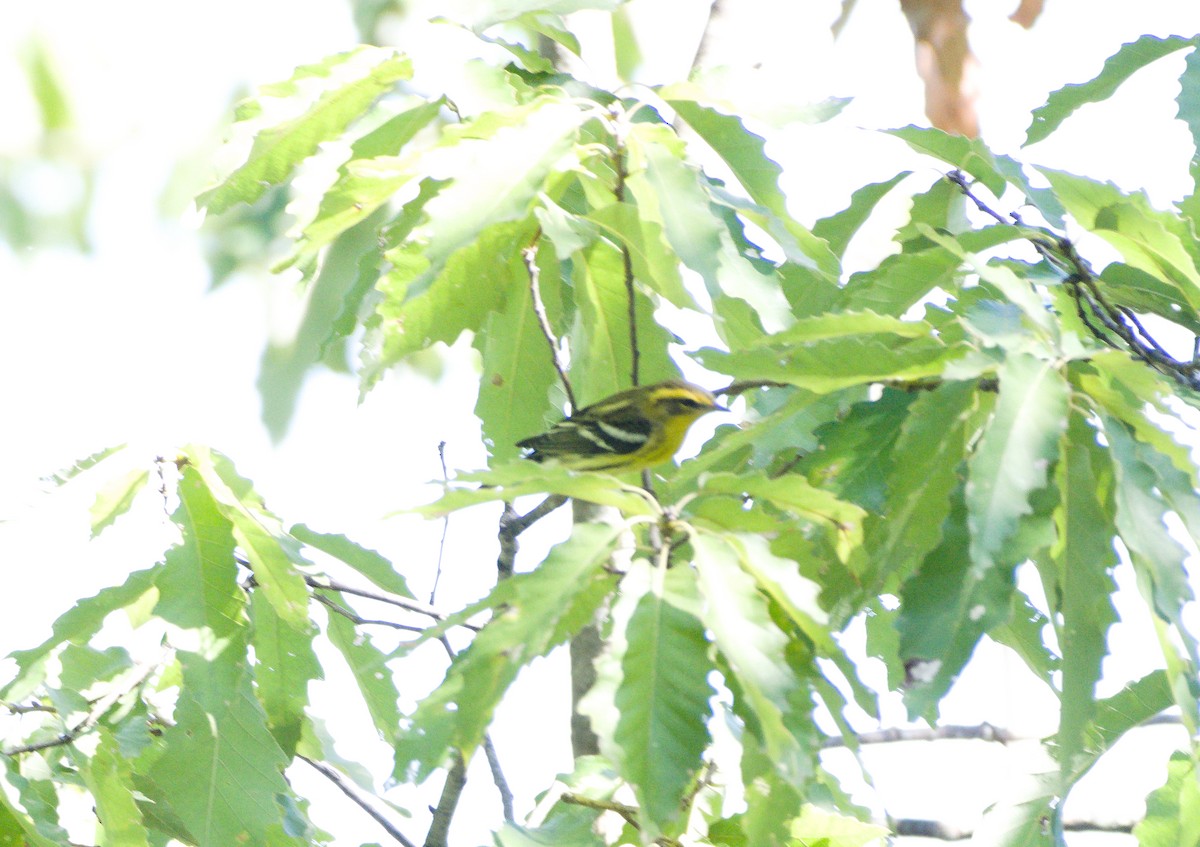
left=1039, top=168, right=1200, bottom=312
left=414, top=463, right=659, bottom=519
left=696, top=334, right=956, bottom=394
left=898, top=486, right=1018, bottom=719
left=290, top=524, right=414, bottom=598
left=146, top=636, right=291, bottom=847
left=40, top=443, right=127, bottom=487
left=791, top=805, right=889, bottom=847
left=250, top=590, right=322, bottom=756
left=692, top=531, right=809, bottom=781
left=1025, top=35, right=1197, bottom=146
left=569, top=240, right=680, bottom=400
left=183, top=446, right=310, bottom=627
left=1048, top=411, right=1118, bottom=776
left=153, top=466, right=245, bottom=638
left=965, top=354, right=1068, bottom=570
left=665, top=97, right=837, bottom=273
left=1178, top=47, right=1200, bottom=228
left=395, top=523, right=621, bottom=779
left=376, top=221, right=529, bottom=365
left=475, top=249, right=559, bottom=463
left=2, top=567, right=157, bottom=701
left=586, top=201, right=694, bottom=308
left=865, top=379, right=980, bottom=588
left=812, top=172, right=911, bottom=261
left=701, top=472, right=866, bottom=539
left=614, top=566, right=714, bottom=837
left=885, top=126, right=1006, bottom=197
left=83, top=728, right=151, bottom=847
left=378, top=98, right=585, bottom=304
left=1134, top=752, right=1200, bottom=847
left=0, top=766, right=60, bottom=847
left=325, top=591, right=403, bottom=743
left=89, top=466, right=150, bottom=538
left=200, top=48, right=414, bottom=213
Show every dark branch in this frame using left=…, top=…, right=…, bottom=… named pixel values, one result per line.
left=611, top=125, right=640, bottom=388
left=430, top=440, right=450, bottom=605
left=301, top=756, right=418, bottom=847
left=481, top=734, right=515, bottom=823
left=301, top=574, right=479, bottom=632
left=946, top=169, right=1200, bottom=391
left=497, top=495, right=569, bottom=579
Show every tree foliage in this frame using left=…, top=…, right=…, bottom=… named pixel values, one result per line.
left=4, top=8, right=1200, bottom=847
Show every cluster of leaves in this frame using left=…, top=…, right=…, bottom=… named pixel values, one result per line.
left=4, top=6, right=1200, bottom=847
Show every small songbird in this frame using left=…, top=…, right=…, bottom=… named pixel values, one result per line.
left=517, top=380, right=727, bottom=471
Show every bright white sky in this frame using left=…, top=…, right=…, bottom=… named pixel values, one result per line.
left=2, top=1, right=1200, bottom=845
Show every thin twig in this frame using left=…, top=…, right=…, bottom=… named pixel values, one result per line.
left=3, top=652, right=166, bottom=757
left=524, top=240, right=576, bottom=411
left=610, top=118, right=640, bottom=389
left=481, top=734, right=515, bottom=822
left=2, top=701, right=56, bottom=715
left=946, top=169, right=1200, bottom=391
left=300, top=755, right=418, bottom=847
left=302, top=574, right=478, bottom=632
left=559, top=793, right=684, bottom=847
left=313, top=592, right=429, bottom=634
left=430, top=440, right=450, bottom=605
left=821, top=714, right=1183, bottom=749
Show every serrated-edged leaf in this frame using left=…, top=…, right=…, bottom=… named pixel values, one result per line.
left=58, top=644, right=133, bottom=692
left=696, top=334, right=956, bottom=394
left=1133, top=751, right=1200, bottom=847
left=324, top=591, right=402, bottom=742
left=692, top=531, right=807, bottom=778
left=665, top=97, right=837, bottom=274
left=377, top=220, right=530, bottom=364
left=624, top=123, right=725, bottom=292
left=898, top=488, right=1017, bottom=720
left=40, top=443, right=127, bottom=487
left=812, top=172, right=911, bottom=261
left=89, top=467, right=149, bottom=538
left=476, top=251, right=559, bottom=463
left=388, top=98, right=586, bottom=301
left=284, top=105, right=440, bottom=266
left=2, top=567, right=157, bottom=701
left=965, top=354, right=1068, bottom=570
left=153, top=467, right=244, bottom=638
left=791, top=805, right=889, bottom=847
left=290, top=524, right=413, bottom=597
left=146, top=637, right=291, bottom=847
left=1039, top=167, right=1200, bottom=310
left=83, top=728, right=150, bottom=847
left=1025, top=34, right=1197, bottom=146
left=200, top=49, right=413, bottom=214
left=0, top=767, right=61, bottom=847
left=395, top=523, right=622, bottom=779
left=586, top=201, right=694, bottom=308
left=1099, top=261, right=1200, bottom=336
left=754, top=309, right=934, bottom=345
left=1179, top=47, right=1200, bottom=228
left=414, top=463, right=659, bottom=518
left=701, top=472, right=865, bottom=541
left=250, top=590, right=321, bottom=756
left=886, top=125, right=1006, bottom=197
left=865, top=379, right=980, bottom=587
left=1050, top=410, right=1118, bottom=777
left=183, top=446, right=310, bottom=627
left=990, top=593, right=1056, bottom=689
left=569, top=241, right=680, bottom=400
left=614, top=566, right=714, bottom=837
left=496, top=807, right=605, bottom=847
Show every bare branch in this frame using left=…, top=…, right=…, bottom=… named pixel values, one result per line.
left=946, top=169, right=1200, bottom=392
left=482, top=734, right=515, bottom=823
left=822, top=714, right=1183, bottom=749
left=424, top=751, right=467, bottom=847
left=312, top=592, right=429, bottom=634
left=559, top=793, right=683, bottom=847
left=524, top=238, right=576, bottom=412
left=497, top=495, right=569, bottom=579
left=430, top=440, right=450, bottom=605
left=302, top=574, right=478, bottom=632
left=610, top=125, right=640, bottom=388
left=300, top=756, right=418, bottom=847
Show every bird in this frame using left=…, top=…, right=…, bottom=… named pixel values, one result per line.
left=516, top=380, right=727, bottom=471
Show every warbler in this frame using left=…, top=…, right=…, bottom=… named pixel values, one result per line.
left=517, top=380, right=727, bottom=471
